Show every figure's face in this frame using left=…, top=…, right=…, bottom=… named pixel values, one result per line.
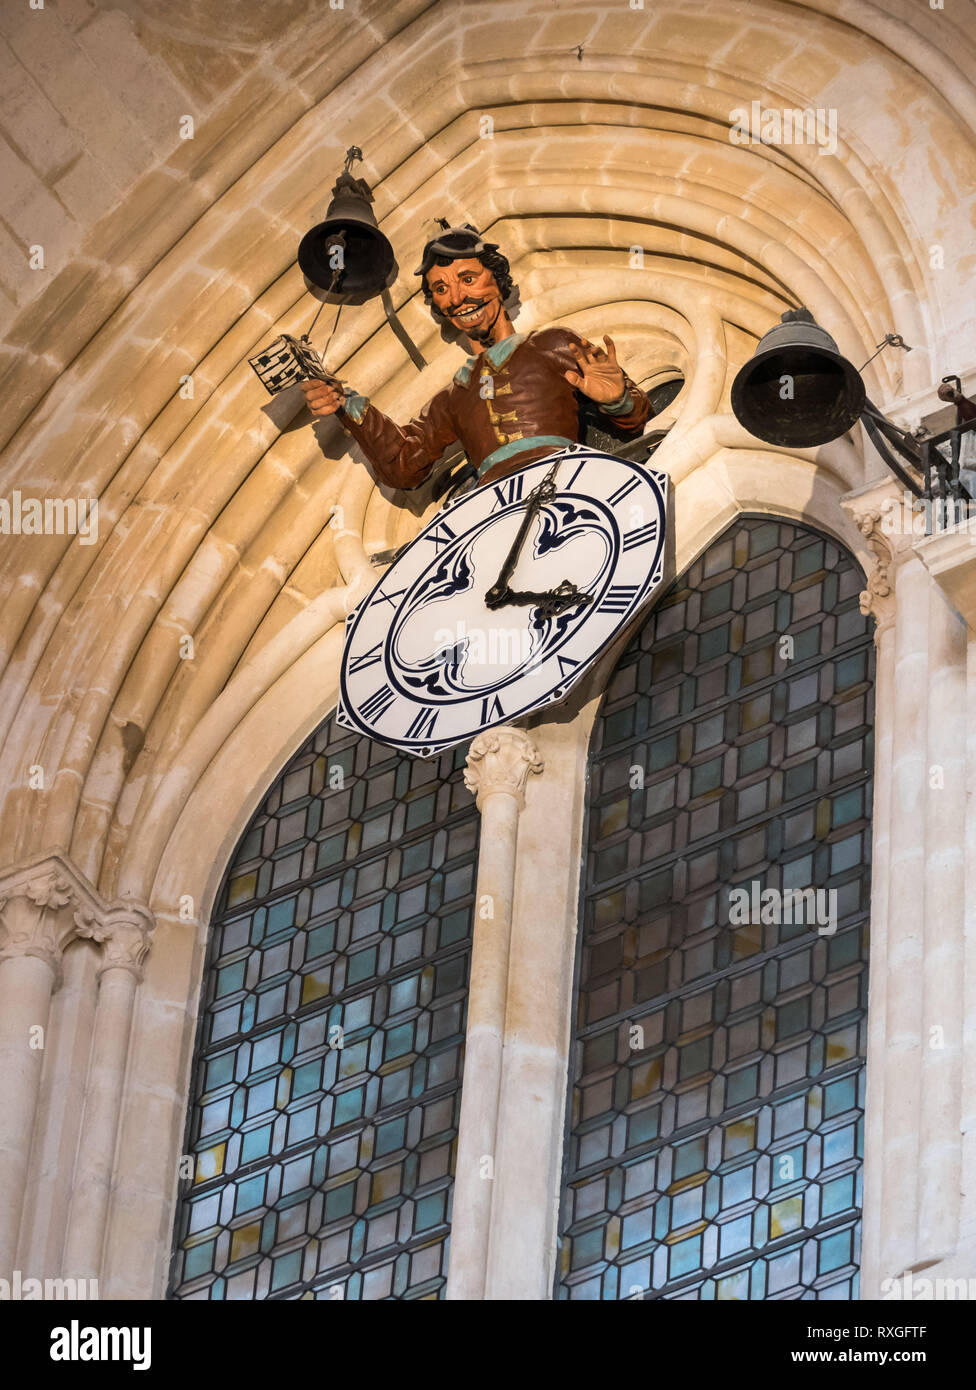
left=426, top=257, right=505, bottom=341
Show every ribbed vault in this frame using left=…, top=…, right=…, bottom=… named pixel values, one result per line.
left=1, top=0, right=974, bottom=916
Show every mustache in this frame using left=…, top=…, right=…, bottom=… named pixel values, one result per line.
left=447, top=297, right=491, bottom=315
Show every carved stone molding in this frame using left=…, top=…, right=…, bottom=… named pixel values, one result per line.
left=0, top=851, right=154, bottom=986
left=853, top=509, right=896, bottom=640
left=840, top=478, right=915, bottom=646
left=463, top=726, right=544, bottom=811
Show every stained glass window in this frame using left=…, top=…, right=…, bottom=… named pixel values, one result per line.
left=169, top=714, right=478, bottom=1300
left=557, top=518, right=874, bottom=1300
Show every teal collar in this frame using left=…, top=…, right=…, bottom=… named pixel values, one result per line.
left=453, top=333, right=526, bottom=387
left=476, top=436, right=575, bottom=476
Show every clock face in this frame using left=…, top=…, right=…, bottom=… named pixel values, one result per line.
left=335, top=445, right=668, bottom=757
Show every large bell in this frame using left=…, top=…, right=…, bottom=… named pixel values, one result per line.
left=731, top=309, right=866, bottom=448
left=298, top=170, right=397, bottom=306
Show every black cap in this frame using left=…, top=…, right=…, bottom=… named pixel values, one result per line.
left=414, top=223, right=500, bottom=278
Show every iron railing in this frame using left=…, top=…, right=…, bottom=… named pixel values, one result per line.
left=920, top=416, right=976, bottom=501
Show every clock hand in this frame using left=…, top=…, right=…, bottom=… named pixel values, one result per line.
left=485, top=460, right=562, bottom=609
left=501, top=580, right=594, bottom=618
left=485, top=500, right=541, bottom=609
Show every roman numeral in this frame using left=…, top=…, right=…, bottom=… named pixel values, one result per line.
left=360, top=684, right=396, bottom=722
left=557, top=654, right=579, bottom=679
left=491, top=474, right=524, bottom=509
left=406, top=707, right=439, bottom=740
left=564, top=461, right=588, bottom=490
left=480, top=693, right=504, bottom=724
left=600, top=584, right=639, bottom=614
left=348, top=642, right=383, bottom=673
left=424, top=520, right=457, bottom=552
left=373, top=587, right=407, bottom=610
left=622, top=520, right=658, bottom=551
left=608, top=475, right=641, bottom=507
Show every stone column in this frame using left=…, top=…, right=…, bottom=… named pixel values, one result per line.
left=962, top=630, right=976, bottom=1266
left=880, top=547, right=930, bottom=1283
left=445, top=727, right=542, bottom=1301
left=18, top=939, right=98, bottom=1278
left=844, top=483, right=975, bottom=1294
left=842, top=485, right=926, bottom=1293
left=846, top=502, right=897, bottom=1297
left=0, top=855, right=101, bottom=1274
left=484, top=714, right=593, bottom=1299
left=62, top=905, right=154, bottom=1282
left=915, top=523, right=976, bottom=1280
left=916, top=575, right=967, bottom=1266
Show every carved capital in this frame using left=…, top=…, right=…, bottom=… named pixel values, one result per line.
left=0, top=852, right=154, bottom=986
left=77, top=903, right=155, bottom=980
left=464, top=726, right=544, bottom=811
left=0, top=858, right=99, bottom=978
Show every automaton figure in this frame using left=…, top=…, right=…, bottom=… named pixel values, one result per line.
left=301, top=224, right=655, bottom=491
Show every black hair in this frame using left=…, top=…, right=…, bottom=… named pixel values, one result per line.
left=420, top=244, right=515, bottom=322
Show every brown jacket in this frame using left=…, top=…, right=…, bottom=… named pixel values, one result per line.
left=337, top=327, right=654, bottom=490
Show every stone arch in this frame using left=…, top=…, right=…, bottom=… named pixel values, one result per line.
left=3, top=0, right=973, bottom=911
left=3, top=0, right=974, bottom=1298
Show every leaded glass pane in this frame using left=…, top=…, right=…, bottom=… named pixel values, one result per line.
left=558, top=518, right=873, bottom=1300
left=170, top=714, right=478, bottom=1300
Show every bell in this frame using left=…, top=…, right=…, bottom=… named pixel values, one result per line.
left=731, top=308, right=866, bottom=448
left=297, top=170, right=397, bottom=306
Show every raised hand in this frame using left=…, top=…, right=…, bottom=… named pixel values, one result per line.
left=301, top=378, right=346, bottom=418
left=564, top=335, right=627, bottom=404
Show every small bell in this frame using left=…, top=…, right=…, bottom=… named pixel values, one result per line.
left=298, top=162, right=397, bottom=306
left=731, top=308, right=866, bottom=448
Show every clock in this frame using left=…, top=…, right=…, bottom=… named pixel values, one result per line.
left=335, top=444, right=668, bottom=758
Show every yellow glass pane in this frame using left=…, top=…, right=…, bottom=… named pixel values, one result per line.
left=301, top=971, right=331, bottom=1005
left=276, top=1068, right=293, bottom=1109
left=226, top=872, right=257, bottom=907
left=770, top=1195, right=803, bottom=1238
left=195, top=1143, right=225, bottom=1183
left=230, top=1223, right=261, bottom=1262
